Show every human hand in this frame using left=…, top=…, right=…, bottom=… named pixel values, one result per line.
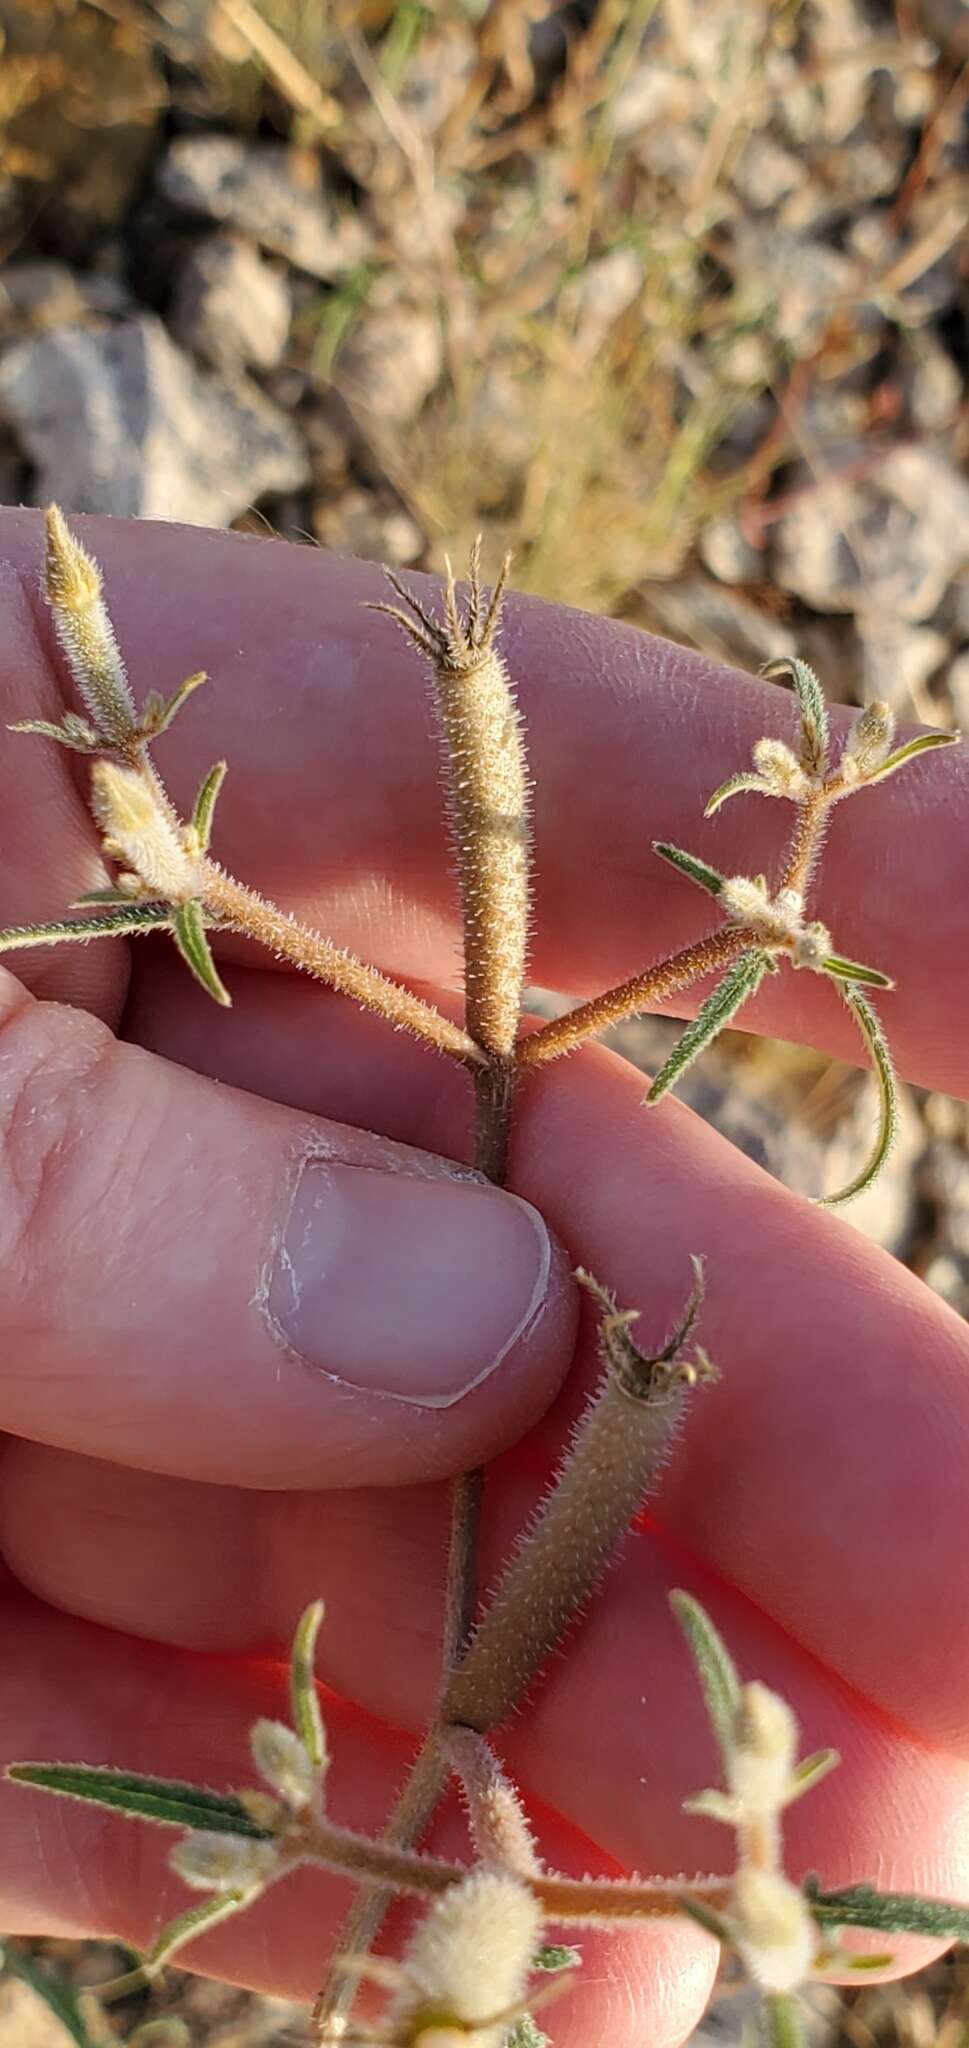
left=0, top=509, right=967, bottom=2045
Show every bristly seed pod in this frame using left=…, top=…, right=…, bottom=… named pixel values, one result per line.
left=44, top=504, right=138, bottom=747
left=443, top=1262, right=715, bottom=1734
left=372, top=543, right=530, bottom=1061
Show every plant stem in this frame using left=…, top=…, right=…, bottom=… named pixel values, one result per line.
left=200, top=868, right=482, bottom=1066
left=517, top=928, right=748, bottom=1068
left=778, top=790, right=830, bottom=899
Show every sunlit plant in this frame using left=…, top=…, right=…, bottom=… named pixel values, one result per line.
left=1, top=509, right=964, bottom=2048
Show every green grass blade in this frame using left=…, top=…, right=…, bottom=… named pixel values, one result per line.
left=0, top=1942, right=99, bottom=2046
left=653, top=842, right=725, bottom=897
left=102, top=1893, right=256, bottom=1997
left=669, top=1591, right=741, bottom=1760
left=863, top=730, right=959, bottom=784
left=762, top=1993, right=806, bottom=2048
left=0, top=907, right=173, bottom=952
left=646, top=951, right=769, bottom=1103
left=762, top=656, right=829, bottom=776
left=172, top=900, right=231, bottom=1006
left=7, top=1763, right=271, bottom=1836
left=290, top=1600, right=328, bottom=1772
left=818, top=989, right=898, bottom=1207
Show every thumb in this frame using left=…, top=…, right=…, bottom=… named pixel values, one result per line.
left=0, top=970, right=576, bottom=1487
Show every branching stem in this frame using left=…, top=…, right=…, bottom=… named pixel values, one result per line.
left=518, top=927, right=748, bottom=1068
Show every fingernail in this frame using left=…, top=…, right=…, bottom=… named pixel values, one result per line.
left=265, top=1158, right=553, bottom=1407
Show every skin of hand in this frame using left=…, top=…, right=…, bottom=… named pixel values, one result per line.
left=0, top=507, right=968, bottom=2045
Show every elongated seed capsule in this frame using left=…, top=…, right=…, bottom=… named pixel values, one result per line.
left=443, top=1266, right=714, bottom=1733
left=373, top=547, right=530, bottom=1060
left=44, top=505, right=137, bottom=745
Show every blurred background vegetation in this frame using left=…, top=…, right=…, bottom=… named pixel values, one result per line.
left=1, top=0, right=968, bottom=2041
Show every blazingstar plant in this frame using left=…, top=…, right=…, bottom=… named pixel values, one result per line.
left=1, top=509, right=965, bottom=2048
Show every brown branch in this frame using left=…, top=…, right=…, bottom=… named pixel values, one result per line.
left=517, top=928, right=747, bottom=1069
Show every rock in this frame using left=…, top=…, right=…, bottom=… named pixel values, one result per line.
left=0, top=315, right=309, bottom=525
left=313, top=486, right=422, bottom=564
left=170, top=233, right=292, bottom=374
left=856, top=615, right=948, bottom=713
left=699, top=516, right=768, bottom=586
left=561, top=246, right=644, bottom=357
left=773, top=447, right=969, bottom=621
left=642, top=575, right=797, bottom=671
left=0, top=261, right=89, bottom=333
left=945, top=649, right=969, bottom=728
left=335, top=302, right=443, bottom=425
left=157, top=135, right=369, bottom=279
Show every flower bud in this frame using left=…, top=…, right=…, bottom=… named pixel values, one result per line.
left=169, top=1830, right=281, bottom=1894
left=791, top=920, right=832, bottom=971
left=720, top=875, right=772, bottom=928
left=731, top=1865, right=817, bottom=1993
left=393, top=1871, right=542, bottom=2042
left=842, top=701, right=895, bottom=777
left=90, top=762, right=197, bottom=902
left=251, top=1718, right=318, bottom=1810
left=728, top=1682, right=798, bottom=1816
left=752, top=739, right=811, bottom=799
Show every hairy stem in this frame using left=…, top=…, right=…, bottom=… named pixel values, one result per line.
left=778, top=790, right=830, bottom=900
left=517, top=928, right=748, bottom=1069
left=200, top=868, right=481, bottom=1066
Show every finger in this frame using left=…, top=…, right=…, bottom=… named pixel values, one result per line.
left=1, top=1521, right=963, bottom=1999
left=0, top=967, right=575, bottom=1486
left=0, top=508, right=965, bottom=1092
left=0, top=1590, right=715, bottom=2044
left=83, top=973, right=969, bottom=1749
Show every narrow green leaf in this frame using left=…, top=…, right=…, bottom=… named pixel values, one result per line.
left=171, top=900, right=231, bottom=1006
left=0, top=1942, right=98, bottom=2047
left=669, top=1591, right=741, bottom=1760
left=646, top=951, right=769, bottom=1104
left=841, top=1953, right=896, bottom=1971
left=786, top=1749, right=840, bottom=1803
left=862, top=730, right=959, bottom=785
left=290, top=1599, right=327, bottom=1772
left=190, top=759, right=227, bottom=853
left=808, top=1881, right=969, bottom=1942
left=682, top=1789, right=738, bottom=1825
left=704, top=772, right=778, bottom=817
left=762, top=656, right=829, bottom=775
left=653, top=842, right=725, bottom=898
left=822, top=954, right=894, bottom=990
left=818, top=989, right=898, bottom=1207
left=101, top=1892, right=256, bottom=1997
left=533, top=1944, right=581, bottom=1973
left=7, top=1762, right=271, bottom=1836
left=762, top=1992, right=806, bottom=2048
left=143, top=670, right=207, bottom=737
left=674, top=1892, right=732, bottom=1943
left=0, top=906, right=173, bottom=953
left=8, top=717, right=98, bottom=753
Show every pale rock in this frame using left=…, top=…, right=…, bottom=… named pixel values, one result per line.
left=857, top=616, right=948, bottom=713
left=0, top=315, right=309, bottom=524
left=945, top=648, right=969, bottom=728
left=170, top=232, right=292, bottom=373
left=158, top=134, right=369, bottom=279
left=313, top=486, right=422, bottom=565
left=335, top=302, right=442, bottom=425
left=773, top=447, right=969, bottom=622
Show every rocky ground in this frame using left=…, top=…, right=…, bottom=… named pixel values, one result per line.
left=1, top=0, right=968, bottom=2041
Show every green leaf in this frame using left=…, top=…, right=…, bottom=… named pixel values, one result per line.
left=862, top=730, right=959, bottom=785
left=290, top=1599, right=328, bottom=1773
left=704, top=772, right=779, bottom=817
left=674, top=1892, right=732, bottom=1943
left=532, top=1944, right=581, bottom=1973
left=646, top=951, right=770, bottom=1104
left=7, top=1762, right=272, bottom=1836
left=786, top=1749, right=840, bottom=1803
left=0, top=1942, right=99, bottom=2047
left=190, top=759, right=227, bottom=853
left=669, top=1592, right=741, bottom=1761
left=818, top=989, right=898, bottom=1207
left=505, top=2016, right=550, bottom=2048
left=8, top=717, right=98, bottom=753
left=822, top=954, right=894, bottom=990
left=171, top=900, right=231, bottom=1006
left=0, top=906, right=173, bottom=953
left=653, top=842, right=725, bottom=897
left=762, top=656, right=829, bottom=776
left=762, top=1992, right=806, bottom=2048
left=101, top=1892, right=256, bottom=1997
left=142, top=670, right=207, bottom=737
left=682, top=1789, right=739, bottom=1825
left=807, top=1881, right=969, bottom=1942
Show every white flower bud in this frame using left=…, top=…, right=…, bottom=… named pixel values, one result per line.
left=394, top=1871, right=542, bottom=2041
left=842, top=701, right=895, bottom=777
left=250, top=1718, right=318, bottom=1810
left=791, top=920, right=832, bottom=971
left=727, top=1682, right=798, bottom=1816
left=169, top=1830, right=281, bottom=1894
left=752, top=739, right=811, bottom=799
left=90, top=762, right=197, bottom=902
left=731, top=1865, right=817, bottom=1993
left=720, top=875, right=772, bottom=929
